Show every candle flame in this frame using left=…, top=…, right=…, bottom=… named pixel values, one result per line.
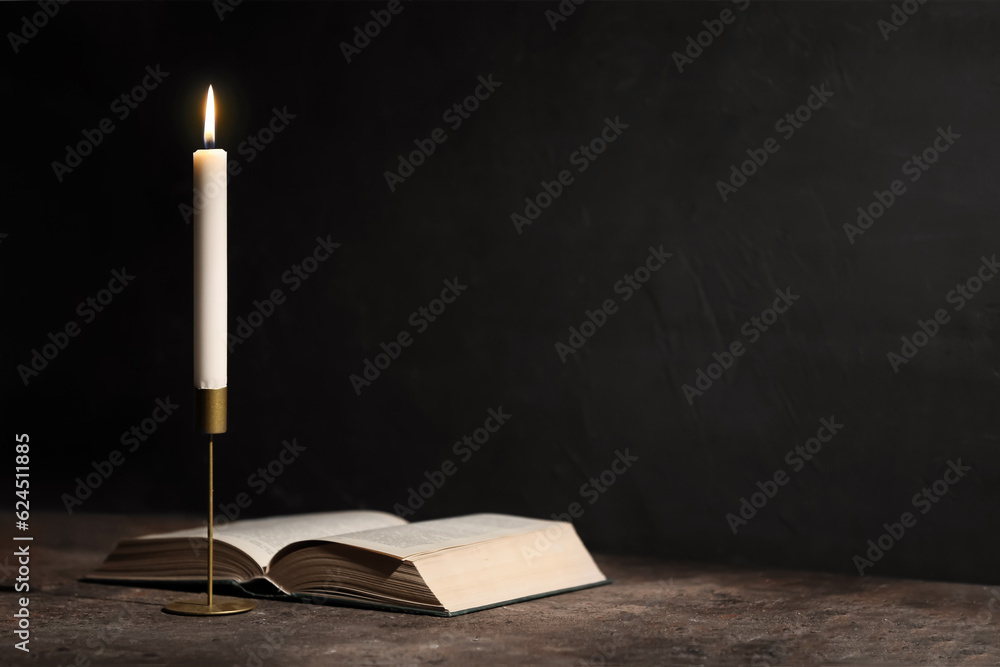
left=204, top=85, right=215, bottom=149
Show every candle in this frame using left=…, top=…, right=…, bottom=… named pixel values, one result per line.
left=193, top=85, right=227, bottom=432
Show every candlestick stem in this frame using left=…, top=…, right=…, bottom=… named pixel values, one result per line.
left=163, top=430, right=253, bottom=616
left=208, top=433, right=214, bottom=608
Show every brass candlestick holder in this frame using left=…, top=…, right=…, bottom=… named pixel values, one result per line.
left=163, top=388, right=254, bottom=616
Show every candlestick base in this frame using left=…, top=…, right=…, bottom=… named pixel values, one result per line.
left=163, top=597, right=255, bottom=616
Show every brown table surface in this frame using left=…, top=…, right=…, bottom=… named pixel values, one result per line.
left=1, top=512, right=997, bottom=666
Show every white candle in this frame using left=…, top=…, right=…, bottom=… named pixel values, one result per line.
left=193, top=85, right=227, bottom=390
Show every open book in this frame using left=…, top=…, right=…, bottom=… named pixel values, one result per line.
left=90, top=511, right=609, bottom=616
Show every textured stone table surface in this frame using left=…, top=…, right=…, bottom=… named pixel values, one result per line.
left=1, top=512, right=997, bottom=666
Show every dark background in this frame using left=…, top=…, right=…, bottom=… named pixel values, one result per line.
left=3, top=1, right=999, bottom=585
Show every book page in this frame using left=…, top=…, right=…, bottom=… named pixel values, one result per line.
left=326, top=514, right=557, bottom=559
left=140, top=511, right=408, bottom=569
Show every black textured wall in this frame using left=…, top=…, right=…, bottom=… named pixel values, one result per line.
left=5, top=1, right=1000, bottom=584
